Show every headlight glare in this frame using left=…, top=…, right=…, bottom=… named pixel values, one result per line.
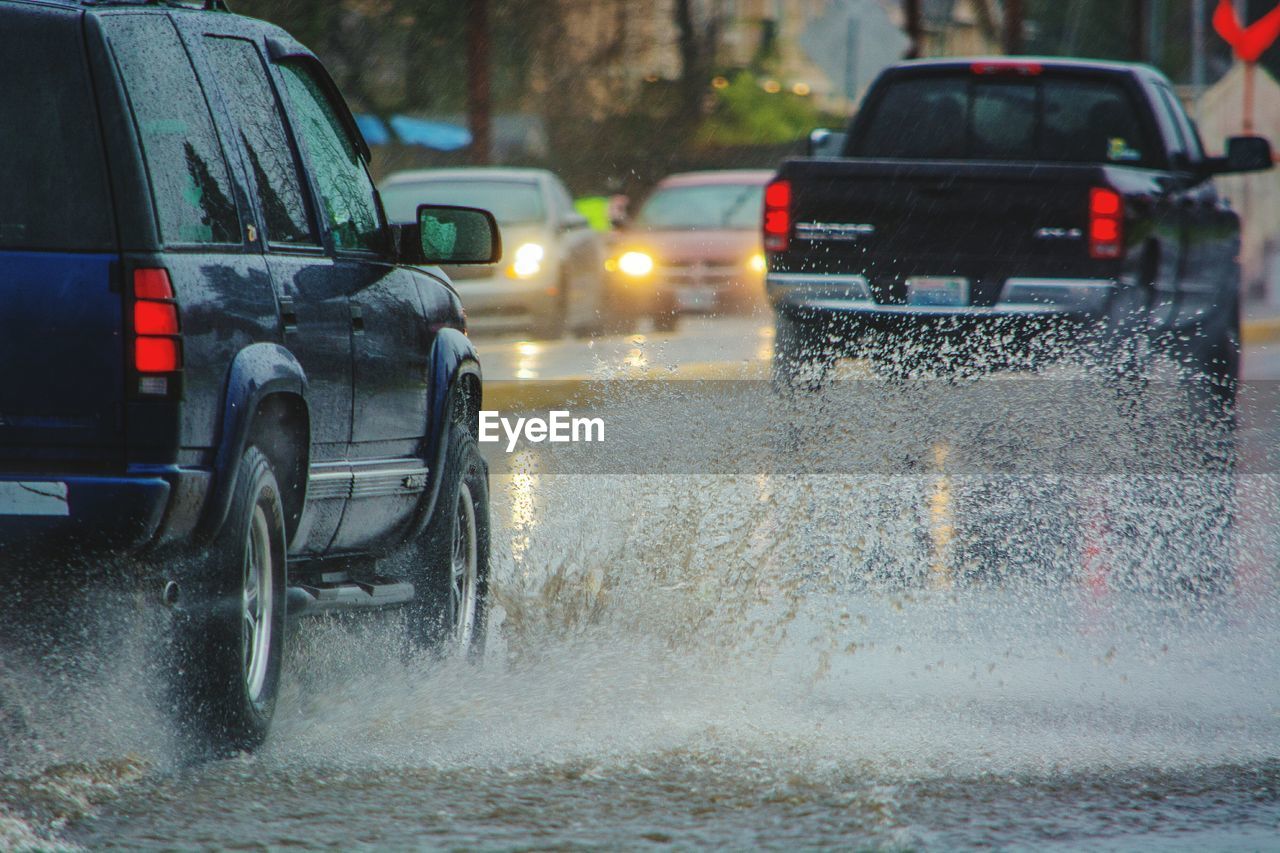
left=508, top=242, right=545, bottom=279
left=618, top=251, right=655, bottom=277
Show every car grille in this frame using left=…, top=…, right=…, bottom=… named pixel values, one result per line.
left=659, top=259, right=743, bottom=288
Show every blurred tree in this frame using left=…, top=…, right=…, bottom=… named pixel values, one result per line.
left=228, top=1, right=809, bottom=193
left=466, top=0, right=491, bottom=163
left=695, top=71, right=834, bottom=146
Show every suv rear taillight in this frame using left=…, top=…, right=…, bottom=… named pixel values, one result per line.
left=1088, top=188, right=1123, bottom=260
left=763, top=179, right=791, bottom=252
left=132, top=268, right=181, bottom=393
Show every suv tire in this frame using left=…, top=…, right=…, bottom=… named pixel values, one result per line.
left=406, top=410, right=490, bottom=658
left=171, top=445, right=287, bottom=755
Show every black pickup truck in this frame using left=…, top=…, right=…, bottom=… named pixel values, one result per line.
left=766, top=58, right=1273, bottom=398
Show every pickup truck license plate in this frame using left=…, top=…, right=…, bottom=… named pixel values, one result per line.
left=0, top=481, right=69, bottom=516
left=907, top=277, right=969, bottom=307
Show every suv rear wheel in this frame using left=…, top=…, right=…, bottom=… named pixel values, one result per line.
left=171, top=446, right=287, bottom=755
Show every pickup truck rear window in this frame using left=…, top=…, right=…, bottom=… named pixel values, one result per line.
left=0, top=9, right=114, bottom=251
left=855, top=75, right=1156, bottom=168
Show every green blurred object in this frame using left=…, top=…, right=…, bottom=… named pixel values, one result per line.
left=574, top=196, right=611, bottom=231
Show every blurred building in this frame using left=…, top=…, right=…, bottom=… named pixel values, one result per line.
left=1196, top=63, right=1280, bottom=305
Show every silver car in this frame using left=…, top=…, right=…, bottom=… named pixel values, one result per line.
left=380, top=168, right=609, bottom=339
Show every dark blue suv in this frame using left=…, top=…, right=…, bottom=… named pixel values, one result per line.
left=0, top=0, right=500, bottom=752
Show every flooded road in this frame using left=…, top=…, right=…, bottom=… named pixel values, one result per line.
left=3, top=317, right=1279, bottom=850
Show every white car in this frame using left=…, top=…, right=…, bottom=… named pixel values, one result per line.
left=381, top=168, right=609, bottom=338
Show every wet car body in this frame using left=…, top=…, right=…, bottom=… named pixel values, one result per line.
left=610, top=170, right=771, bottom=322
left=380, top=168, right=609, bottom=338
left=0, top=0, right=494, bottom=752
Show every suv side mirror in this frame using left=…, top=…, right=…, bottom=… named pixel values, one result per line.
left=1211, top=135, right=1274, bottom=175
left=807, top=128, right=847, bottom=158
left=395, top=204, right=502, bottom=265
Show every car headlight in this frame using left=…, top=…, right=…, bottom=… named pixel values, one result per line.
left=747, top=252, right=766, bottom=274
left=507, top=242, right=545, bottom=279
left=617, top=250, right=654, bottom=277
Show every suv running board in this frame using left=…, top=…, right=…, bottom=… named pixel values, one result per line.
left=286, top=574, right=414, bottom=617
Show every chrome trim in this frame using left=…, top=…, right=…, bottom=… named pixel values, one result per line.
left=767, top=273, right=872, bottom=300
left=307, top=461, right=429, bottom=502
left=771, top=274, right=1116, bottom=317
left=306, top=470, right=351, bottom=501
left=794, top=222, right=876, bottom=241
left=998, top=278, right=1115, bottom=312
left=351, top=466, right=429, bottom=499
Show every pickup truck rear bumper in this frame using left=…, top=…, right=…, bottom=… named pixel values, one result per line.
left=0, top=466, right=210, bottom=563
left=767, top=274, right=1115, bottom=322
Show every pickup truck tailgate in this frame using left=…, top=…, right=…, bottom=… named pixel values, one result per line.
left=784, top=160, right=1107, bottom=274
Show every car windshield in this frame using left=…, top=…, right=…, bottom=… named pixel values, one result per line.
left=380, top=179, right=546, bottom=225
left=634, top=183, right=764, bottom=230
left=854, top=74, right=1157, bottom=167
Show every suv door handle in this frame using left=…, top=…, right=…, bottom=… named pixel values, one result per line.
left=350, top=302, right=365, bottom=334
left=279, top=296, right=297, bottom=333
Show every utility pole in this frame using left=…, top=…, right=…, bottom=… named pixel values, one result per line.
left=1147, top=0, right=1164, bottom=69
left=1004, top=0, right=1024, bottom=55
left=904, top=0, right=923, bottom=58
left=466, top=0, right=492, bottom=165
left=1130, top=0, right=1148, bottom=62
left=845, top=17, right=860, bottom=100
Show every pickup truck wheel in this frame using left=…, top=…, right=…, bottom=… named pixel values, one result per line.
left=171, top=446, right=286, bottom=755
left=406, top=418, right=490, bottom=658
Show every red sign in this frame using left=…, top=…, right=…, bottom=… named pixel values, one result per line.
left=1213, top=0, right=1280, bottom=63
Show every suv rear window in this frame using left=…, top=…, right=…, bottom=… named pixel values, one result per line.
left=854, top=73, right=1157, bottom=168
left=0, top=8, right=114, bottom=251
left=104, top=14, right=241, bottom=245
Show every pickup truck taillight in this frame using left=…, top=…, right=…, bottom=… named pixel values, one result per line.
left=132, top=268, right=182, bottom=393
left=763, top=179, right=791, bottom=252
left=970, top=61, right=1042, bottom=76
left=1088, top=188, right=1123, bottom=260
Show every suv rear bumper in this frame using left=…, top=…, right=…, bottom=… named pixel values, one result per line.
left=0, top=466, right=210, bottom=560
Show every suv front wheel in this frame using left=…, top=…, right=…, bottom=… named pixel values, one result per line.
left=406, top=412, right=490, bottom=658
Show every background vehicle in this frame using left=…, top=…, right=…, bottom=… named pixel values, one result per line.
left=768, top=58, right=1274, bottom=403
left=381, top=168, right=608, bottom=339
left=0, top=0, right=498, bottom=754
left=609, top=170, right=772, bottom=329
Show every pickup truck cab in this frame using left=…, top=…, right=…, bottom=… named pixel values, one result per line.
left=768, top=58, right=1273, bottom=398
left=0, top=0, right=500, bottom=754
